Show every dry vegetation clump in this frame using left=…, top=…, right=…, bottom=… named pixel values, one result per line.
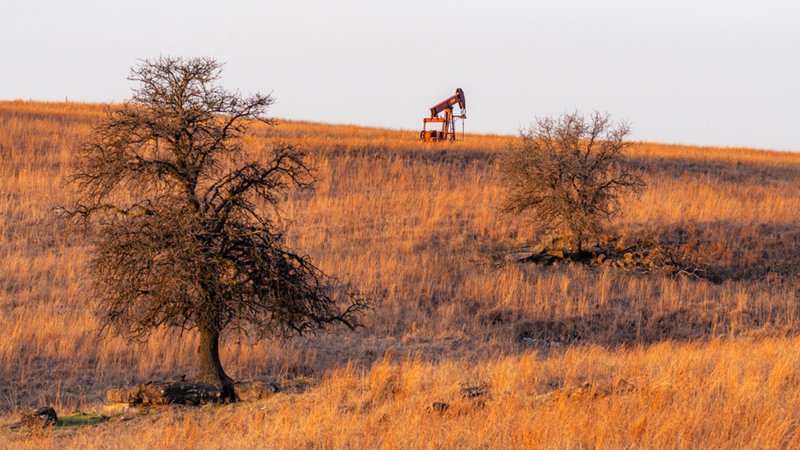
left=500, top=111, right=644, bottom=253
left=2, top=100, right=800, bottom=447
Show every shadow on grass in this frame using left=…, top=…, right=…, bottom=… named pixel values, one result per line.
left=625, top=152, right=800, bottom=186
left=619, top=220, right=800, bottom=283
left=509, top=307, right=793, bottom=349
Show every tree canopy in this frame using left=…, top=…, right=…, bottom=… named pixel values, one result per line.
left=500, top=111, right=645, bottom=252
left=72, top=57, right=366, bottom=394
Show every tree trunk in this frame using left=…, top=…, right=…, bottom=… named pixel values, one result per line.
left=197, top=327, right=235, bottom=400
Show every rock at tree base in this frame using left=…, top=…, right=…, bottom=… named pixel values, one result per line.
left=107, top=381, right=279, bottom=405
left=107, top=382, right=222, bottom=405
left=232, top=381, right=279, bottom=402
left=21, top=406, right=58, bottom=429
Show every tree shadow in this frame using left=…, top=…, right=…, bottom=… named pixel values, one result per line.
left=624, top=153, right=800, bottom=185
left=321, top=145, right=800, bottom=187
left=509, top=306, right=794, bottom=350
left=619, top=220, right=800, bottom=283
left=320, top=145, right=494, bottom=168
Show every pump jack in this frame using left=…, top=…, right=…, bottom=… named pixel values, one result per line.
left=420, top=88, right=466, bottom=142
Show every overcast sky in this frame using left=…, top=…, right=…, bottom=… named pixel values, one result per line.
left=2, top=0, right=798, bottom=150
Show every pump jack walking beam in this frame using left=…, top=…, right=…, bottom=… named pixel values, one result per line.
left=420, top=88, right=466, bottom=142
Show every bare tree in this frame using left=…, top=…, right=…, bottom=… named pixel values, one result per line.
left=499, top=111, right=645, bottom=253
left=71, top=57, right=366, bottom=397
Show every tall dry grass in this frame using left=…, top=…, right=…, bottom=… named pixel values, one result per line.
left=1, top=100, right=799, bottom=448
left=7, top=338, right=800, bottom=449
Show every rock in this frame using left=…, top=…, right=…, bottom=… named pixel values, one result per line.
left=595, top=253, right=606, bottom=264
left=529, top=243, right=546, bottom=255
left=547, top=248, right=565, bottom=259
left=461, top=386, right=488, bottom=399
left=137, top=382, right=172, bottom=405
left=101, top=403, right=131, bottom=415
left=540, top=255, right=557, bottom=265
left=107, top=381, right=284, bottom=405
left=430, top=402, right=449, bottom=414
left=568, top=382, right=602, bottom=398
left=233, top=381, right=279, bottom=402
left=21, top=406, right=58, bottom=429
left=107, top=387, right=136, bottom=404
left=614, top=378, right=638, bottom=394
left=107, top=382, right=223, bottom=406
left=504, top=251, right=534, bottom=262
left=163, top=382, right=224, bottom=405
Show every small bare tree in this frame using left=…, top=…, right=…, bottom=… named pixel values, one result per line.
left=500, top=111, right=644, bottom=253
left=71, top=57, right=366, bottom=397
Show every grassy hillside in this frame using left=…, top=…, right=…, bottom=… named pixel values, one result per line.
left=2, top=101, right=800, bottom=448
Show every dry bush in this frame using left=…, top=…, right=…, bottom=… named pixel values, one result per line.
left=500, top=111, right=644, bottom=252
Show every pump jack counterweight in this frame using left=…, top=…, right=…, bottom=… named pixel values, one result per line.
left=420, top=88, right=466, bottom=142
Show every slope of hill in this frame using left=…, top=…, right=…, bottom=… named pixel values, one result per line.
left=2, top=101, right=800, bottom=448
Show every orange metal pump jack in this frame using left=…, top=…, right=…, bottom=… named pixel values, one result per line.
left=420, top=88, right=466, bottom=142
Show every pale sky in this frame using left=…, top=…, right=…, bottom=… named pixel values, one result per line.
left=2, top=0, right=798, bottom=150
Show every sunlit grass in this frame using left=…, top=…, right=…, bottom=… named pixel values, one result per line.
left=1, top=101, right=799, bottom=448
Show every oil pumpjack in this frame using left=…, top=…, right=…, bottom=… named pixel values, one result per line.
left=420, top=88, right=466, bottom=142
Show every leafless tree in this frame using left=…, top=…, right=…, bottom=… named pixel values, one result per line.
left=499, top=111, right=645, bottom=253
left=71, top=57, right=367, bottom=397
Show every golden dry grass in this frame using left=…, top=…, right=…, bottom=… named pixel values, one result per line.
left=1, top=100, right=799, bottom=448
left=9, top=338, right=800, bottom=449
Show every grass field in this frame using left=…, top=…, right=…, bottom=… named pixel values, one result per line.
left=2, top=100, right=800, bottom=448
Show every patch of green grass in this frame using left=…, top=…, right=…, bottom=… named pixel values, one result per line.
left=2, top=412, right=110, bottom=436
left=57, top=412, right=110, bottom=429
